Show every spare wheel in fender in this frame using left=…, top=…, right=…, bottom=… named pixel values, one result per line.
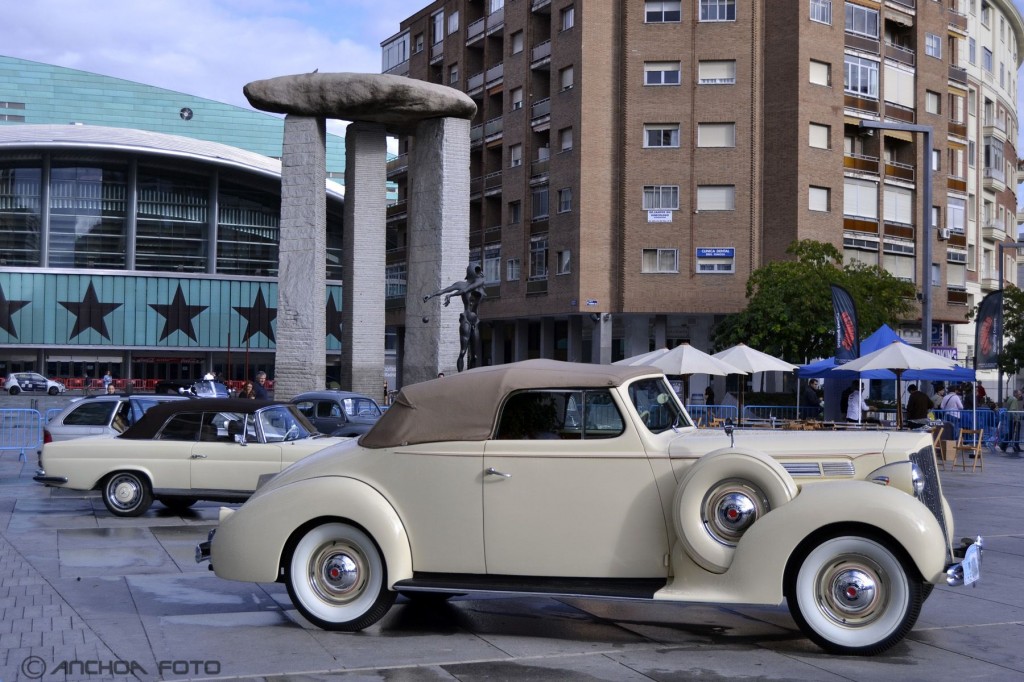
left=673, top=448, right=798, bottom=574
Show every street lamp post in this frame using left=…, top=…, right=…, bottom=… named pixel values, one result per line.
left=858, top=121, right=933, bottom=352
left=996, top=240, right=1024, bottom=403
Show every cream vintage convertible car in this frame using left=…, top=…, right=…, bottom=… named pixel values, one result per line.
left=35, top=398, right=347, bottom=516
left=197, top=360, right=980, bottom=655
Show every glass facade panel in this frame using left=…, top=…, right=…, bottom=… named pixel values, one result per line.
left=136, top=167, right=208, bottom=272
left=49, top=163, right=128, bottom=269
left=0, top=164, right=42, bottom=266
left=217, top=180, right=280, bottom=277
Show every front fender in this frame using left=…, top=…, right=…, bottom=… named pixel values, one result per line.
left=661, top=480, right=948, bottom=604
left=211, top=476, right=412, bottom=587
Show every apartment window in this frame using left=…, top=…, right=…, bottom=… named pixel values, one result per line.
left=969, top=37, right=976, bottom=64
left=698, top=60, right=737, bottom=84
left=382, top=33, right=410, bottom=71
left=949, top=93, right=965, bottom=123
left=645, top=61, right=681, bottom=85
left=490, top=0, right=504, bottom=13
left=981, top=1, right=991, bottom=26
left=931, top=149, right=940, bottom=172
left=645, top=1, right=681, bottom=23
left=696, top=185, right=736, bottom=211
left=557, top=188, right=573, bottom=213
left=948, top=197, right=966, bottom=232
left=507, top=258, right=521, bottom=281
left=483, top=245, right=501, bottom=284
left=697, top=122, right=736, bottom=147
left=844, top=178, right=878, bottom=219
left=642, top=248, right=679, bottom=273
left=559, top=127, right=573, bottom=152
left=810, top=0, right=832, bottom=25
left=844, top=55, right=878, bottom=98
left=809, top=186, right=830, bottom=212
left=809, top=122, right=830, bottom=149
left=644, top=123, right=681, bottom=148
left=884, top=186, right=913, bottom=225
left=529, top=235, right=548, bottom=280
left=643, top=185, right=680, bottom=210
left=509, top=200, right=521, bottom=224
left=844, top=4, right=878, bottom=38
left=385, top=263, right=407, bottom=299
left=511, top=30, right=524, bottom=54
left=925, top=90, right=941, bottom=115
left=414, top=33, right=424, bottom=53
left=449, top=64, right=459, bottom=85
left=809, top=59, right=831, bottom=86
left=532, top=186, right=549, bottom=219
left=931, top=206, right=941, bottom=231
left=556, top=249, right=571, bottom=274
left=431, top=11, right=444, bottom=44
left=983, top=47, right=993, bottom=72
left=560, top=6, right=575, bottom=31
left=559, top=65, right=574, bottom=90
left=925, top=33, right=941, bottom=59
left=448, top=10, right=459, bottom=35
left=510, top=87, right=523, bottom=110
left=883, top=248, right=916, bottom=283
left=968, top=140, right=975, bottom=167
left=700, top=0, right=736, bottom=22
left=509, top=143, right=522, bottom=167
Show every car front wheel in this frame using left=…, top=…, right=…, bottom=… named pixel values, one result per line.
left=786, top=534, right=924, bottom=655
left=102, top=471, right=153, bottom=517
left=8, top=385, right=20, bottom=395
left=286, top=522, right=396, bottom=631
left=48, top=386, right=60, bottom=395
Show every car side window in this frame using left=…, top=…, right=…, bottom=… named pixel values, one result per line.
left=293, top=401, right=316, bottom=419
left=495, top=389, right=625, bottom=440
left=158, top=413, right=203, bottom=441
left=111, top=402, right=131, bottom=433
left=63, top=401, right=117, bottom=426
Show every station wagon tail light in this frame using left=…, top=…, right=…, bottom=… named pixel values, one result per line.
left=43, top=430, right=52, bottom=445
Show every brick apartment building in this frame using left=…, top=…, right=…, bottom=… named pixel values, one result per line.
left=381, top=0, right=1023, bottom=375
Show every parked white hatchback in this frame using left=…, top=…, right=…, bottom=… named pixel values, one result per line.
left=5, top=371, right=66, bottom=395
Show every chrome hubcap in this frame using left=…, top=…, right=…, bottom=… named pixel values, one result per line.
left=818, top=557, right=884, bottom=626
left=703, top=481, right=768, bottom=546
left=109, top=477, right=139, bottom=507
left=309, top=542, right=366, bottom=605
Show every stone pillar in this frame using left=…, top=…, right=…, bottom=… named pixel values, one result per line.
left=624, top=315, right=650, bottom=357
left=342, top=122, right=387, bottom=396
left=566, top=315, right=584, bottom=363
left=514, top=319, right=529, bottom=361
left=654, top=315, right=668, bottom=349
left=540, top=317, right=555, bottom=359
left=404, top=117, right=471, bottom=385
left=274, top=115, right=327, bottom=400
left=591, top=314, right=613, bottom=364
left=490, top=321, right=506, bottom=365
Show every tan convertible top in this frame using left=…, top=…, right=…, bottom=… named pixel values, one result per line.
left=360, top=359, right=657, bottom=448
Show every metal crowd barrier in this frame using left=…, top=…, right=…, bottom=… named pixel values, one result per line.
left=742, top=405, right=802, bottom=422
left=687, top=404, right=739, bottom=427
left=45, top=407, right=63, bottom=423
left=0, top=408, right=43, bottom=461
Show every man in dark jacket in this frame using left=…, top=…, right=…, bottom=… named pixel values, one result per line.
left=800, top=379, right=821, bottom=419
left=904, top=384, right=931, bottom=427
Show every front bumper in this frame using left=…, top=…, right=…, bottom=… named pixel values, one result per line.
left=195, top=528, right=216, bottom=566
left=946, top=536, right=983, bottom=587
left=33, top=469, right=68, bottom=485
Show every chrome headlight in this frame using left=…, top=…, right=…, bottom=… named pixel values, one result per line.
left=910, top=462, right=925, bottom=498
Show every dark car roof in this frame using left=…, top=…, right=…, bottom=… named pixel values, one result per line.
left=120, top=398, right=280, bottom=440
left=292, top=390, right=376, bottom=401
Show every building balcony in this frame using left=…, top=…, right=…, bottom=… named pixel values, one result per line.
left=531, top=97, right=551, bottom=129
left=883, top=102, right=915, bottom=124
left=430, top=41, right=443, bottom=64
left=384, top=60, right=409, bottom=77
left=948, top=65, right=967, bottom=85
left=485, top=62, right=504, bottom=88
left=984, top=116, right=1008, bottom=136
left=844, top=216, right=879, bottom=234
left=483, top=170, right=503, bottom=196
left=386, top=200, right=407, bottom=223
left=530, top=157, right=549, bottom=184
left=531, top=40, right=552, bottom=70
left=385, top=246, right=406, bottom=264
left=947, top=289, right=969, bottom=305
left=888, top=0, right=915, bottom=9
left=947, top=9, right=968, bottom=34
left=467, top=17, right=485, bottom=45
left=947, top=120, right=967, bottom=139
left=947, top=176, right=967, bottom=193
left=526, top=279, right=548, bottom=295
left=845, top=33, right=880, bottom=55
left=884, top=159, right=915, bottom=182
left=982, top=220, right=1007, bottom=242
left=470, top=123, right=483, bottom=147
left=467, top=71, right=485, bottom=96
left=532, top=0, right=552, bottom=13
left=845, top=94, right=879, bottom=116
left=483, top=224, right=502, bottom=242
left=883, top=221, right=915, bottom=240
left=486, top=7, right=505, bottom=34
left=883, top=42, right=915, bottom=67
left=483, top=115, right=504, bottom=143
left=470, top=176, right=483, bottom=199
left=948, top=231, right=967, bottom=248
left=386, top=153, right=408, bottom=179
left=984, top=166, right=1006, bottom=192
left=844, top=153, right=880, bottom=175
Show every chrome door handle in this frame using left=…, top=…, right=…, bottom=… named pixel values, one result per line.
left=485, top=467, right=511, bottom=478
left=191, top=453, right=208, bottom=459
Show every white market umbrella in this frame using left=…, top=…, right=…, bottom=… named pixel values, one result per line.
left=646, top=343, right=745, bottom=408
left=713, top=343, right=798, bottom=421
left=836, top=341, right=957, bottom=429
left=613, top=347, right=671, bottom=366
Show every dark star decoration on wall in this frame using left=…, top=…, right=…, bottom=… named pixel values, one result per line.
left=233, top=288, right=277, bottom=342
left=58, top=282, right=122, bottom=341
left=0, top=284, right=30, bottom=338
left=326, top=293, right=344, bottom=343
left=149, top=285, right=209, bottom=342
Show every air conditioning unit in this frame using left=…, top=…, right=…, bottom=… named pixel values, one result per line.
left=938, top=227, right=950, bottom=240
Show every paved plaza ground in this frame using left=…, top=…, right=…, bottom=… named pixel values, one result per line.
left=1, top=422, right=1023, bottom=681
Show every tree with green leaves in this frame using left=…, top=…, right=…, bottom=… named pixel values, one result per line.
left=712, top=240, right=916, bottom=363
left=994, top=285, right=1024, bottom=378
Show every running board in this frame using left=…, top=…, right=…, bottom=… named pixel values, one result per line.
left=392, top=573, right=666, bottom=600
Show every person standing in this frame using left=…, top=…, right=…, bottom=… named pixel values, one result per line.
left=846, top=382, right=873, bottom=423
left=102, top=370, right=113, bottom=393
left=940, top=384, right=964, bottom=438
left=1002, top=388, right=1022, bottom=452
left=800, top=379, right=821, bottom=420
left=932, top=384, right=946, bottom=410
left=239, top=382, right=257, bottom=399
left=904, top=384, right=931, bottom=427
left=253, top=371, right=269, bottom=399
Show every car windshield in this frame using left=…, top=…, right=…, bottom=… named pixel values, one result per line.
left=258, top=405, right=315, bottom=442
left=341, top=397, right=381, bottom=418
left=627, top=377, right=692, bottom=434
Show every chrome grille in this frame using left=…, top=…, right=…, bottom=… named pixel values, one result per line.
left=821, top=461, right=856, bottom=477
left=782, top=463, right=821, bottom=477
left=910, top=445, right=949, bottom=556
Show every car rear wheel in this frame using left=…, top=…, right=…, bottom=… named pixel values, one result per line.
left=8, top=385, right=20, bottom=395
left=286, top=522, right=396, bottom=631
left=103, top=471, right=153, bottom=517
left=785, top=534, right=924, bottom=655
left=48, top=386, right=60, bottom=395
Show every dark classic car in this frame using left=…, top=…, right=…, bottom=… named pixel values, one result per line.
left=290, top=390, right=384, bottom=437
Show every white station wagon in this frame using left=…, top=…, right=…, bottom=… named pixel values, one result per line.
left=198, top=360, right=980, bottom=655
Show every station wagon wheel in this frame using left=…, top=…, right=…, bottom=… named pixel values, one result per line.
left=786, top=534, right=924, bottom=655
left=48, top=386, right=60, bottom=395
left=8, top=385, right=20, bottom=395
left=102, top=471, right=153, bottom=517
left=674, top=450, right=797, bottom=573
left=286, top=522, right=396, bottom=631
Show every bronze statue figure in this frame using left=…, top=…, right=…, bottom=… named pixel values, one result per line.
left=424, top=264, right=486, bottom=371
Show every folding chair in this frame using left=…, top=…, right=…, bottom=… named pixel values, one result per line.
left=951, top=429, right=983, bottom=472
